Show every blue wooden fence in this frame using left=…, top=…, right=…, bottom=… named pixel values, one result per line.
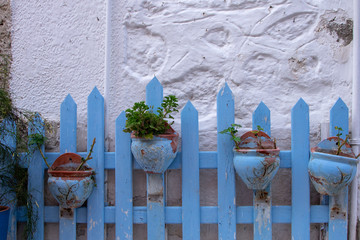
left=5, top=77, right=352, bottom=239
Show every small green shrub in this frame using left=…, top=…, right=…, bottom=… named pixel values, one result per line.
left=123, top=95, right=179, bottom=139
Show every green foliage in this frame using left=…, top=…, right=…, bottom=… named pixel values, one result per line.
left=335, top=126, right=351, bottom=156
left=123, top=95, right=179, bottom=139
left=76, top=137, right=96, bottom=171
left=252, top=125, right=265, bottom=148
left=219, top=123, right=242, bottom=149
left=28, top=133, right=50, bottom=169
left=0, top=134, right=37, bottom=240
left=0, top=64, right=43, bottom=239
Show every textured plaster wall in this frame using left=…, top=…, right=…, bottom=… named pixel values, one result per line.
left=10, top=0, right=354, bottom=239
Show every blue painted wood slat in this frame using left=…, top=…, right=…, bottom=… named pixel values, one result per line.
left=17, top=204, right=331, bottom=224
left=291, top=98, right=310, bottom=240
left=328, top=98, right=349, bottom=240
left=217, top=83, right=236, bottom=240
left=1, top=120, right=17, bottom=240
left=28, top=114, right=45, bottom=240
left=146, top=77, right=166, bottom=240
left=181, top=101, right=200, bottom=240
left=42, top=150, right=292, bottom=170
left=87, top=87, right=105, bottom=239
left=252, top=102, right=272, bottom=240
left=59, top=94, right=77, bottom=240
left=115, top=111, right=133, bottom=239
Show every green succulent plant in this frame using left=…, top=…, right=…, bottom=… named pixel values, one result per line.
left=123, top=95, right=179, bottom=139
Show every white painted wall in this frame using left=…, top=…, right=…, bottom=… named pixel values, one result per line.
left=10, top=0, right=354, bottom=239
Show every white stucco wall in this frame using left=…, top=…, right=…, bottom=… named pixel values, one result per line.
left=10, top=0, right=354, bottom=239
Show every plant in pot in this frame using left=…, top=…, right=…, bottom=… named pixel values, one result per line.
left=308, top=126, right=359, bottom=196
left=123, top=95, right=179, bottom=174
left=29, top=134, right=96, bottom=209
left=220, top=124, right=280, bottom=190
left=0, top=86, right=39, bottom=240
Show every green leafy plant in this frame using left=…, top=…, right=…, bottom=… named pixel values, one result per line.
left=76, top=138, right=96, bottom=171
left=0, top=88, right=42, bottom=239
left=219, top=123, right=242, bottom=149
left=334, top=126, right=360, bottom=158
left=220, top=124, right=276, bottom=149
left=335, top=126, right=348, bottom=156
left=123, top=95, right=179, bottom=139
left=252, top=125, right=264, bottom=149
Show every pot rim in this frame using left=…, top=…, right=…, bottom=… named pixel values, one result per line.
left=0, top=206, right=10, bottom=212
left=311, top=150, right=359, bottom=165
left=48, top=168, right=94, bottom=177
left=233, top=148, right=280, bottom=154
left=131, top=131, right=179, bottom=140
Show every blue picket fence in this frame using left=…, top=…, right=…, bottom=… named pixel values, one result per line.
left=4, top=77, right=352, bottom=239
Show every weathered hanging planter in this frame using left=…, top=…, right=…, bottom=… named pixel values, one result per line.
left=131, top=127, right=179, bottom=174
left=308, top=136, right=358, bottom=196
left=48, top=153, right=95, bottom=208
left=124, top=95, right=180, bottom=174
left=0, top=206, right=10, bottom=240
left=233, top=130, right=280, bottom=190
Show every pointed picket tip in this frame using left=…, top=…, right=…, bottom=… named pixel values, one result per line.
left=182, top=101, right=198, bottom=114
left=146, top=76, right=163, bottom=91
left=28, top=113, right=44, bottom=134
left=330, top=97, right=349, bottom=136
left=291, top=98, right=309, bottom=112
left=331, top=97, right=348, bottom=113
left=116, top=111, right=127, bottom=127
left=88, top=86, right=104, bottom=101
left=252, top=101, right=271, bottom=135
left=254, top=101, right=270, bottom=115
left=61, top=94, right=77, bottom=110
left=217, top=82, right=233, bottom=99
left=32, top=112, right=44, bottom=124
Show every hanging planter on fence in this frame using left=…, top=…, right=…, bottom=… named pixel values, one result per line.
left=48, top=152, right=95, bottom=209
left=124, top=95, right=180, bottom=174
left=233, top=130, right=280, bottom=190
left=0, top=206, right=10, bottom=240
left=131, top=127, right=179, bottom=173
left=220, top=124, right=280, bottom=190
left=308, top=134, right=358, bottom=196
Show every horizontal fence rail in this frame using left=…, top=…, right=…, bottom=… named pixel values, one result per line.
left=4, top=77, right=351, bottom=240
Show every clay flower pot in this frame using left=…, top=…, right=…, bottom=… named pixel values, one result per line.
left=308, top=137, right=358, bottom=196
left=233, top=131, right=280, bottom=190
left=131, top=127, right=179, bottom=174
left=0, top=206, right=10, bottom=240
left=48, top=153, right=95, bottom=209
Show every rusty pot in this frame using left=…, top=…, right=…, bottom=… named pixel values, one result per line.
left=308, top=137, right=358, bottom=196
left=48, top=153, right=95, bottom=208
left=233, top=131, right=280, bottom=190
left=131, top=127, right=179, bottom=174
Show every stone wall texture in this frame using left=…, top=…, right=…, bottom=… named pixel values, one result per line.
left=9, top=0, right=355, bottom=239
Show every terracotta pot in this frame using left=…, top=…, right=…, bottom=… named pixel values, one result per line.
left=308, top=137, right=358, bottom=196
left=131, top=127, right=179, bottom=174
left=0, top=206, right=10, bottom=240
left=48, top=153, right=95, bottom=208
